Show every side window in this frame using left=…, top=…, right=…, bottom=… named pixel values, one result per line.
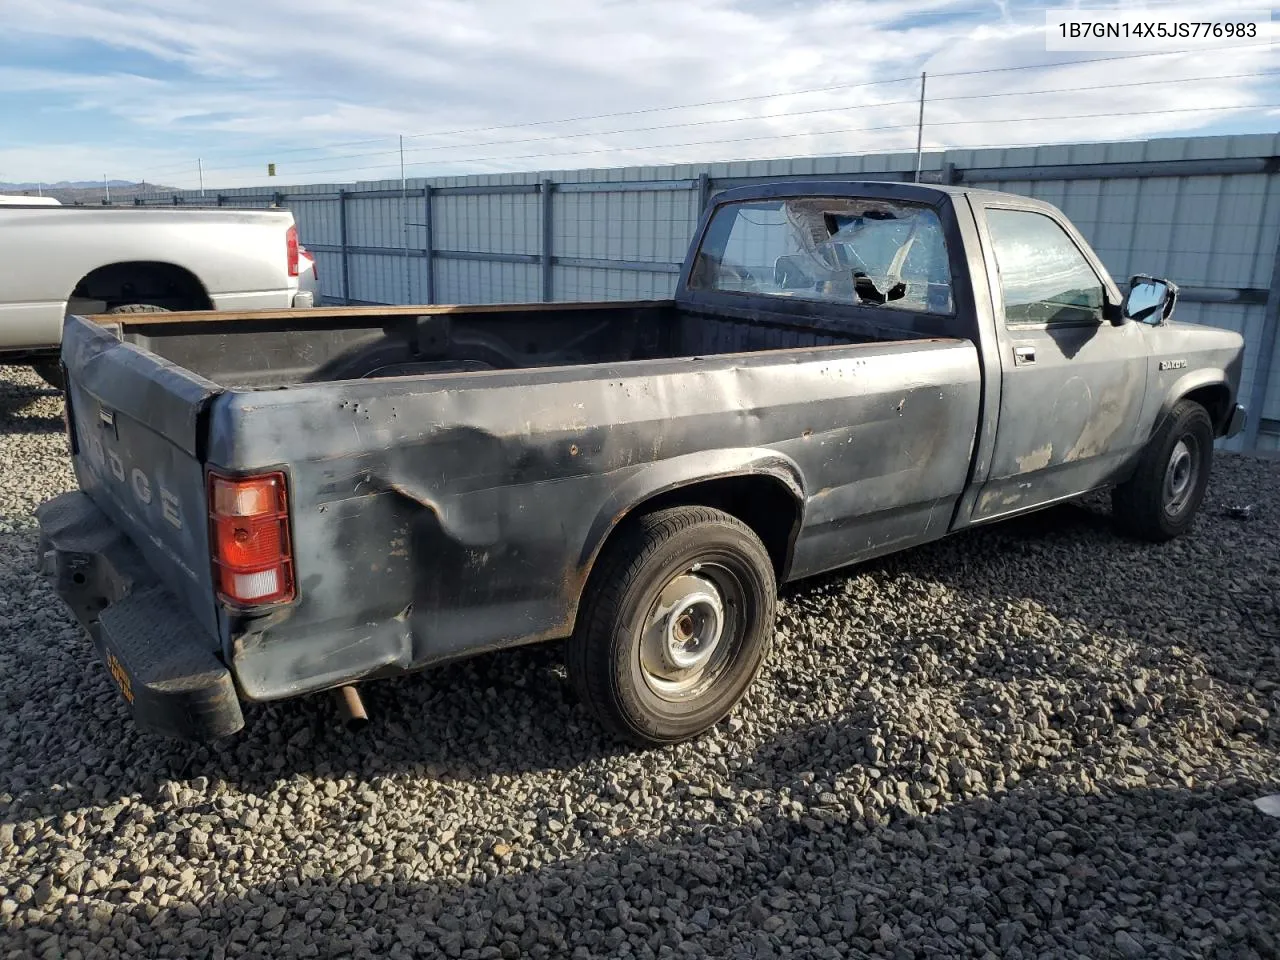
left=986, top=209, right=1103, bottom=324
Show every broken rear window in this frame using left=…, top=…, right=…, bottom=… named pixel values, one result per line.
left=688, top=197, right=954, bottom=314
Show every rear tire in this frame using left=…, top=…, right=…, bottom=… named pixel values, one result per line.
left=105, top=303, right=171, bottom=316
left=566, top=506, right=777, bottom=746
left=1112, top=399, right=1213, bottom=542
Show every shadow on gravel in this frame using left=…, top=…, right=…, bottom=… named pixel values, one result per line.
left=0, top=639, right=632, bottom=825
left=859, top=488, right=1278, bottom=691
left=7, top=775, right=1277, bottom=959
left=0, top=373, right=63, bottom=434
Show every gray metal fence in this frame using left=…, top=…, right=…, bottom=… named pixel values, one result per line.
left=139, top=134, right=1280, bottom=451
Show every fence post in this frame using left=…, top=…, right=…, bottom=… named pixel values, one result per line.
left=338, top=189, right=351, bottom=306
left=542, top=179, right=558, bottom=302
left=697, top=172, right=711, bottom=213
left=1246, top=229, right=1280, bottom=449
left=423, top=185, right=435, bottom=305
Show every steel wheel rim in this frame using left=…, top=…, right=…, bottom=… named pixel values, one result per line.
left=639, top=565, right=741, bottom=702
left=1163, top=436, right=1199, bottom=516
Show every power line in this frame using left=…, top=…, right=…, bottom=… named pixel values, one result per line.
left=204, top=99, right=1280, bottom=185
left=189, top=67, right=1280, bottom=181
left=200, top=68, right=1279, bottom=176
left=138, top=39, right=1275, bottom=180
left=137, top=76, right=921, bottom=179
left=930, top=39, right=1274, bottom=79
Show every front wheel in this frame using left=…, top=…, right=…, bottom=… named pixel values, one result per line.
left=566, top=506, right=777, bottom=746
left=1112, top=399, right=1214, bottom=542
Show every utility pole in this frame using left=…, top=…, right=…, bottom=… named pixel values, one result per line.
left=104, top=175, right=111, bottom=204
left=401, top=134, right=410, bottom=304
left=914, top=72, right=927, bottom=183
left=198, top=158, right=205, bottom=198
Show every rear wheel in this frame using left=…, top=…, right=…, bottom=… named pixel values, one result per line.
left=566, top=506, right=777, bottom=746
left=1112, top=399, right=1214, bottom=542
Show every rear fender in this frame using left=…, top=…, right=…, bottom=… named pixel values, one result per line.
left=576, top=446, right=806, bottom=586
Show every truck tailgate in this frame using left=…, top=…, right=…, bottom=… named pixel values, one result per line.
left=59, top=314, right=222, bottom=635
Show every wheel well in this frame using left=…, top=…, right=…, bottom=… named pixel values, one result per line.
left=70, top=261, right=212, bottom=311
left=1182, top=384, right=1231, bottom=435
left=614, top=474, right=803, bottom=581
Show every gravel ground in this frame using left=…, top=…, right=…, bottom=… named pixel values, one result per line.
left=1, top=363, right=1278, bottom=960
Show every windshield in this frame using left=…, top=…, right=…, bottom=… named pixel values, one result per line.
left=688, top=197, right=954, bottom=314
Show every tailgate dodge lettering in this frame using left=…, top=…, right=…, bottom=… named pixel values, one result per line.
left=80, top=420, right=184, bottom=530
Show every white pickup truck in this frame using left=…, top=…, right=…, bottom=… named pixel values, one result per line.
left=0, top=202, right=319, bottom=385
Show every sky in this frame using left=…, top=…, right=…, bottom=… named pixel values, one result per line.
left=0, top=0, right=1276, bottom=189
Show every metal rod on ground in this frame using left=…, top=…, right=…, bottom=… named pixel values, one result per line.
left=401, top=134, right=410, bottom=304
left=198, top=158, right=205, bottom=198
left=914, top=71, right=927, bottom=183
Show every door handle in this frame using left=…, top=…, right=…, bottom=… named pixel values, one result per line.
left=1014, top=346, right=1036, bottom=366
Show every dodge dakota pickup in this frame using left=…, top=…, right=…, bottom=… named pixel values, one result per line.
left=36, top=181, right=1246, bottom=746
left=0, top=203, right=318, bottom=386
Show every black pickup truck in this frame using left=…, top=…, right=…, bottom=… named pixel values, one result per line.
left=37, top=181, right=1246, bottom=746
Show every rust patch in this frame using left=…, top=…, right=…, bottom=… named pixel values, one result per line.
left=1065, top=378, right=1136, bottom=462
left=1016, top=443, right=1053, bottom=472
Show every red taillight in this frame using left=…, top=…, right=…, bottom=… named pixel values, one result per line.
left=208, top=471, right=295, bottom=605
left=286, top=224, right=299, bottom=277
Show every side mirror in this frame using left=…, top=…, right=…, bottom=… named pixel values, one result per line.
left=1122, top=276, right=1178, bottom=325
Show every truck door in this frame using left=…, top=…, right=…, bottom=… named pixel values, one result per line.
left=970, top=203, right=1148, bottom=522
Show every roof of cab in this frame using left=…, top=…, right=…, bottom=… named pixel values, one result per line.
left=710, top=178, right=1065, bottom=217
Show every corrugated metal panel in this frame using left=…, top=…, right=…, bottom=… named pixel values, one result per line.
left=290, top=196, right=342, bottom=248
left=434, top=192, right=539, bottom=255
left=434, top=260, right=539, bottom=304
left=553, top=188, right=696, bottom=263
left=552, top=265, right=676, bottom=302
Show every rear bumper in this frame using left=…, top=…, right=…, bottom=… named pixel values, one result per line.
left=1226, top=402, right=1247, bottom=439
left=35, top=491, right=243, bottom=741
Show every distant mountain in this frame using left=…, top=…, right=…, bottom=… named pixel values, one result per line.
left=0, top=180, right=180, bottom=204
left=1, top=179, right=136, bottom=189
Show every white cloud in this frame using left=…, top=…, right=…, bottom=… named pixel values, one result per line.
left=1, top=0, right=1275, bottom=187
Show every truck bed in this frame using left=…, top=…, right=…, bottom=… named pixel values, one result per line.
left=90, top=300, right=933, bottom=389
left=59, top=301, right=980, bottom=707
